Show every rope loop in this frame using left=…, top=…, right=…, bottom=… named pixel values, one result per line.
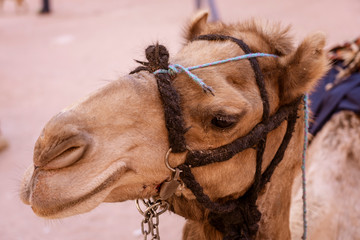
left=154, top=64, right=214, bottom=95
left=302, top=94, right=309, bottom=240
left=154, top=53, right=278, bottom=96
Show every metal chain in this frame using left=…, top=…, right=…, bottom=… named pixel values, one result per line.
left=136, top=198, right=169, bottom=240
left=150, top=212, right=160, bottom=239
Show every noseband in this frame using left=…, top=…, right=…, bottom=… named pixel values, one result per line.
left=131, top=34, right=302, bottom=240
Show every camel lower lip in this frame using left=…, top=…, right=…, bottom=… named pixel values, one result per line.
left=29, top=161, right=128, bottom=218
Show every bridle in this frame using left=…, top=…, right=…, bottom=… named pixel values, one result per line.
left=131, top=34, right=302, bottom=240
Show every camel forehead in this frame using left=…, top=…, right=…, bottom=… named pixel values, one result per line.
left=175, top=41, right=245, bottom=64
left=203, top=20, right=294, bottom=53
left=171, top=40, right=267, bottom=106
left=174, top=41, right=252, bottom=83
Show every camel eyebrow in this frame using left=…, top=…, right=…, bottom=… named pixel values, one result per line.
left=191, top=103, right=248, bottom=124
left=210, top=109, right=247, bottom=122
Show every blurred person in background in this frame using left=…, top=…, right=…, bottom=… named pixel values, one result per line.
left=0, top=125, right=8, bottom=152
left=195, top=0, right=219, bottom=22
left=39, top=0, right=50, bottom=14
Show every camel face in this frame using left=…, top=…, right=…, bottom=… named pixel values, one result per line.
left=20, top=73, right=174, bottom=218
left=20, top=12, right=328, bottom=226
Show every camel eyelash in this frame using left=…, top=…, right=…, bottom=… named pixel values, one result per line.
left=210, top=113, right=240, bottom=130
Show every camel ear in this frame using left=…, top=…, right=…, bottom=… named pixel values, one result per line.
left=185, top=11, right=209, bottom=41
left=278, top=32, right=329, bottom=104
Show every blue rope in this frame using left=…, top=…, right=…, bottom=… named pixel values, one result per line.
left=154, top=53, right=278, bottom=95
left=302, top=94, right=309, bottom=240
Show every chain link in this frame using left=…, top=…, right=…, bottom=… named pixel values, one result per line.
left=150, top=213, right=160, bottom=239
left=141, top=217, right=152, bottom=239
left=136, top=198, right=169, bottom=240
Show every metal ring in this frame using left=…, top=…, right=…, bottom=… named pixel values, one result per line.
left=136, top=199, right=161, bottom=216
left=135, top=199, right=169, bottom=216
left=185, top=145, right=193, bottom=151
left=156, top=201, right=169, bottom=215
left=135, top=199, right=146, bottom=216
left=164, top=148, right=176, bottom=172
left=143, top=201, right=162, bottom=214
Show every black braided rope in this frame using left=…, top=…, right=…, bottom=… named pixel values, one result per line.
left=178, top=98, right=300, bottom=239
left=194, top=34, right=270, bottom=121
left=259, top=107, right=299, bottom=189
left=177, top=164, right=238, bottom=213
left=184, top=99, right=301, bottom=167
left=130, top=38, right=302, bottom=240
left=130, top=44, right=187, bottom=153
left=155, top=73, right=187, bottom=152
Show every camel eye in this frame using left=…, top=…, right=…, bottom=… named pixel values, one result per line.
left=211, top=114, right=238, bottom=129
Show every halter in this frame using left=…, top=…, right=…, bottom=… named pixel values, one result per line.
left=131, top=34, right=302, bottom=240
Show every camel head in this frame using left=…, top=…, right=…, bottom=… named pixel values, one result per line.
left=20, top=12, right=328, bottom=221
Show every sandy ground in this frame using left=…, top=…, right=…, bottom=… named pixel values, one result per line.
left=0, top=0, right=359, bottom=239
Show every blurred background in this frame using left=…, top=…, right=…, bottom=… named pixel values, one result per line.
left=0, top=0, right=359, bottom=239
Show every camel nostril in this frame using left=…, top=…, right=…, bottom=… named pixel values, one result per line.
left=39, top=132, right=91, bottom=170
left=44, top=145, right=87, bottom=170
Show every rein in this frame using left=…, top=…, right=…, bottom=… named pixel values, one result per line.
left=130, top=34, right=303, bottom=240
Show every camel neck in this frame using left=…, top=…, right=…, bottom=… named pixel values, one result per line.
left=169, top=173, right=295, bottom=240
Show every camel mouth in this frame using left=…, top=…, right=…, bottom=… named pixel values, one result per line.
left=26, top=160, right=129, bottom=219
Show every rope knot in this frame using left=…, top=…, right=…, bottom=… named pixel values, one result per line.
left=154, top=64, right=215, bottom=95
left=145, top=44, right=169, bottom=72
left=167, top=65, right=179, bottom=78
left=131, top=44, right=170, bottom=74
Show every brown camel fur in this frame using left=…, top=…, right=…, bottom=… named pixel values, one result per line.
left=290, top=111, right=360, bottom=240
left=20, top=12, right=328, bottom=239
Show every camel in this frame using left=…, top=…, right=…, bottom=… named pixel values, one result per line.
left=20, top=12, right=328, bottom=239
left=0, top=129, right=8, bottom=152
left=290, top=37, right=360, bottom=239
left=290, top=111, right=360, bottom=240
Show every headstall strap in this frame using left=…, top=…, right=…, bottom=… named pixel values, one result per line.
left=195, top=34, right=270, bottom=121
left=130, top=35, right=302, bottom=240
left=130, top=44, right=188, bottom=153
